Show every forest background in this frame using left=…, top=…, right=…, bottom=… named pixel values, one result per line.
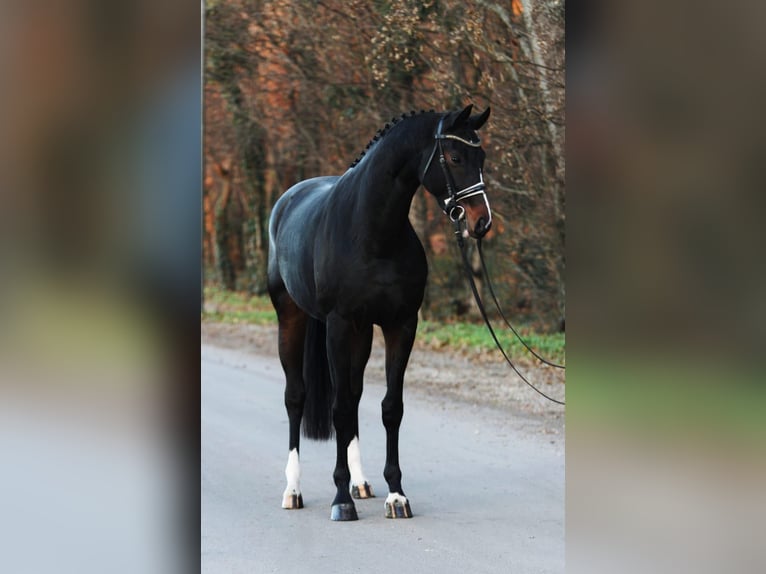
left=204, top=0, right=565, bottom=333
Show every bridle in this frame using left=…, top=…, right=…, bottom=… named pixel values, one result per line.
left=421, top=115, right=492, bottom=227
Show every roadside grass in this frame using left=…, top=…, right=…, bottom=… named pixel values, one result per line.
left=417, top=320, right=565, bottom=363
left=202, top=285, right=565, bottom=362
left=202, top=286, right=276, bottom=325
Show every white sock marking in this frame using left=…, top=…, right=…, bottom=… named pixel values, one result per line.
left=385, top=492, right=408, bottom=505
left=283, top=448, right=300, bottom=496
left=347, top=436, right=368, bottom=486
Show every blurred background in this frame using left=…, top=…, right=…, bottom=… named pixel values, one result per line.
left=567, top=1, right=766, bottom=573
left=1, top=0, right=199, bottom=572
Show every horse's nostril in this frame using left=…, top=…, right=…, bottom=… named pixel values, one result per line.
left=475, top=217, right=490, bottom=237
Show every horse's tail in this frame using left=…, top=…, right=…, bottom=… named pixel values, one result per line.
left=301, top=316, right=334, bottom=441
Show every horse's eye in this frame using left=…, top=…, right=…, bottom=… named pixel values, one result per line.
left=450, top=154, right=461, bottom=164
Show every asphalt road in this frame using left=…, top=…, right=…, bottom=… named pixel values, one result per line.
left=202, top=344, right=564, bottom=574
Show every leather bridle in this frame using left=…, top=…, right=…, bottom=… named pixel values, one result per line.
left=421, top=115, right=491, bottom=228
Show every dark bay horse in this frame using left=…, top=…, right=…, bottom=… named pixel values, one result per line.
left=267, top=104, right=491, bottom=521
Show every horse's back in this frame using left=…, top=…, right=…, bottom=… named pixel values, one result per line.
left=269, top=176, right=337, bottom=234
left=268, top=176, right=339, bottom=317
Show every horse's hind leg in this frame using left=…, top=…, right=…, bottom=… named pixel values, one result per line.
left=380, top=315, right=418, bottom=519
left=271, top=287, right=308, bottom=509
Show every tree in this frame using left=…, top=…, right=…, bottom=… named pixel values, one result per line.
left=204, top=0, right=565, bottom=331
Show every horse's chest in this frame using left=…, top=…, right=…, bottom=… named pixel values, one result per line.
left=370, top=267, right=424, bottom=307
left=326, top=259, right=426, bottom=321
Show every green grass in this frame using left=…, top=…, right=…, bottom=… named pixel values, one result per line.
left=417, top=320, right=565, bottom=363
left=202, top=286, right=277, bottom=325
left=202, top=285, right=565, bottom=361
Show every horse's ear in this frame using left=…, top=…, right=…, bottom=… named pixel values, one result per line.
left=469, top=107, right=491, bottom=131
left=448, top=104, right=474, bottom=129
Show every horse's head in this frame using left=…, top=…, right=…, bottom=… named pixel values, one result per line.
left=420, top=104, right=492, bottom=239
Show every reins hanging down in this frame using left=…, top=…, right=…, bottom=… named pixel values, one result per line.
left=425, top=111, right=564, bottom=405
left=476, top=239, right=565, bottom=370
left=453, top=223, right=565, bottom=407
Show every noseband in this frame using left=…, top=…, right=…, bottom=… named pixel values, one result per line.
left=421, top=116, right=491, bottom=226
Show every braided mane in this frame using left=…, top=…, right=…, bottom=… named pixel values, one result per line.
left=348, top=109, right=435, bottom=169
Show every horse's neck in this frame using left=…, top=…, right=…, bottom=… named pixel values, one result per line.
left=348, top=119, right=434, bottom=251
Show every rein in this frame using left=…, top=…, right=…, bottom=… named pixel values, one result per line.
left=451, top=208, right=566, bottom=407
left=476, top=240, right=566, bottom=370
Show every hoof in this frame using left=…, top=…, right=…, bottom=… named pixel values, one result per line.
left=330, top=502, right=358, bottom=521
left=351, top=482, right=375, bottom=499
left=384, top=493, right=412, bottom=519
left=282, top=492, right=303, bottom=509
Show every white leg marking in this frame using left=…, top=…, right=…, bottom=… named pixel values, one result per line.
left=347, top=436, right=368, bottom=487
left=385, top=492, right=408, bottom=506
left=282, top=448, right=301, bottom=508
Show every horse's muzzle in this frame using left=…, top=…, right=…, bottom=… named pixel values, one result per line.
left=473, top=217, right=491, bottom=238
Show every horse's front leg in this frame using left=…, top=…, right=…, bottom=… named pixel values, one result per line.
left=326, top=313, right=373, bottom=521
left=381, top=315, right=418, bottom=519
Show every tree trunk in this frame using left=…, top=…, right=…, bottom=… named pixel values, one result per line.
left=214, top=159, right=237, bottom=291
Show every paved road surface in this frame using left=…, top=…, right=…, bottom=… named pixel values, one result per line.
left=202, top=344, right=564, bottom=573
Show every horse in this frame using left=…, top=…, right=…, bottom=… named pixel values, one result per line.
left=267, top=104, right=492, bottom=521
